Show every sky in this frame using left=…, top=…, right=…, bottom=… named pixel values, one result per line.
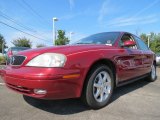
left=0, top=0, right=160, bottom=48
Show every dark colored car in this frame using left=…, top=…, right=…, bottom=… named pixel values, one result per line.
left=7, top=47, right=30, bottom=58
left=6, top=47, right=30, bottom=64
left=0, top=32, right=157, bottom=109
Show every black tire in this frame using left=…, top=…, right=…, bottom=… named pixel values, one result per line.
left=82, top=64, right=114, bottom=109
left=146, top=64, right=157, bottom=82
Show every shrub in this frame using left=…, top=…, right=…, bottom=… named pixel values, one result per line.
left=0, top=55, right=6, bottom=64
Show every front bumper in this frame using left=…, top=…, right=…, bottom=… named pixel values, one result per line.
left=0, top=66, right=82, bottom=99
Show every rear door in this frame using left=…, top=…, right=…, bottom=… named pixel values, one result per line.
left=134, top=36, right=154, bottom=74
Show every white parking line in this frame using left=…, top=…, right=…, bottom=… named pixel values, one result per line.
left=0, top=83, right=5, bottom=85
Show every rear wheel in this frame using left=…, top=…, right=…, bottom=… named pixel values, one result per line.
left=147, top=64, right=157, bottom=82
left=82, top=65, right=114, bottom=109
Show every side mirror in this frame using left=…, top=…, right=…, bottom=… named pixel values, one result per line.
left=122, top=40, right=136, bottom=47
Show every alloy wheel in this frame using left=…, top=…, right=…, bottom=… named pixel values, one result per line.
left=93, top=71, right=111, bottom=103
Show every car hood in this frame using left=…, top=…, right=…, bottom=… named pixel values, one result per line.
left=18, top=44, right=116, bottom=55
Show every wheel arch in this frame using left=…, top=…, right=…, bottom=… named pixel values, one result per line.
left=81, top=58, right=117, bottom=96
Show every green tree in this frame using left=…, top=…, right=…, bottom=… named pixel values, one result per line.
left=36, top=44, right=46, bottom=48
left=0, top=34, right=7, bottom=53
left=12, top=37, right=32, bottom=48
left=150, top=33, right=160, bottom=53
left=140, top=32, right=160, bottom=53
left=55, top=30, right=69, bottom=45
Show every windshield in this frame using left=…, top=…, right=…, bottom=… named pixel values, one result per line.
left=73, top=32, right=120, bottom=45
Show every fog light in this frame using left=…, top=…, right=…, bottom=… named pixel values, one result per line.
left=34, top=89, right=47, bottom=95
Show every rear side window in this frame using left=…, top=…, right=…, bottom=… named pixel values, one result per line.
left=134, top=36, right=149, bottom=50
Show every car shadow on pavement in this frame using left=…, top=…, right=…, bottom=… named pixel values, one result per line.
left=111, top=79, right=149, bottom=103
left=23, top=79, right=150, bottom=115
left=23, top=96, right=90, bottom=114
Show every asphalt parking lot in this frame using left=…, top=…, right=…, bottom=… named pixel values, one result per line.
left=0, top=67, right=160, bottom=120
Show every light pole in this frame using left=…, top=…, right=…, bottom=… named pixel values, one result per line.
left=53, top=17, right=58, bottom=45
left=69, top=32, right=74, bottom=41
left=2, top=42, right=4, bottom=54
left=147, top=34, right=151, bottom=48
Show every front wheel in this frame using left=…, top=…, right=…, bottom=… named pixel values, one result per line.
left=82, top=65, right=114, bottom=109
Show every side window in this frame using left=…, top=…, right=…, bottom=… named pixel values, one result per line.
left=134, top=36, right=149, bottom=50
left=119, top=34, right=137, bottom=49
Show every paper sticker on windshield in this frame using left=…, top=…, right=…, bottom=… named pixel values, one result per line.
left=106, top=40, right=112, bottom=44
left=106, top=40, right=112, bottom=46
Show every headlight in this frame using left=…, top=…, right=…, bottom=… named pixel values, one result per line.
left=26, top=53, right=66, bottom=67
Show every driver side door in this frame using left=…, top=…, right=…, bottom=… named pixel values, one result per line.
left=116, top=33, right=144, bottom=82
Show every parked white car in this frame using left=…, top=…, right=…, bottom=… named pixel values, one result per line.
left=156, top=53, right=160, bottom=65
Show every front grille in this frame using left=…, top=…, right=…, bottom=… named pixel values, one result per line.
left=10, top=55, right=26, bottom=65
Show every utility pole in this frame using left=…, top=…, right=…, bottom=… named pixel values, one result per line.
left=69, top=32, right=74, bottom=41
left=147, top=34, right=151, bottom=48
left=53, top=17, right=58, bottom=45
left=2, top=42, right=4, bottom=54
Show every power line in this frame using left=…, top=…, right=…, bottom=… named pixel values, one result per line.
left=14, top=0, right=47, bottom=28
left=13, top=0, right=52, bottom=40
left=21, top=0, right=50, bottom=26
left=0, top=10, right=51, bottom=42
left=0, top=20, right=51, bottom=43
left=0, top=11, right=37, bottom=33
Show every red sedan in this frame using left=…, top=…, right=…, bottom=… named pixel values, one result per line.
left=0, top=32, right=157, bottom=109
